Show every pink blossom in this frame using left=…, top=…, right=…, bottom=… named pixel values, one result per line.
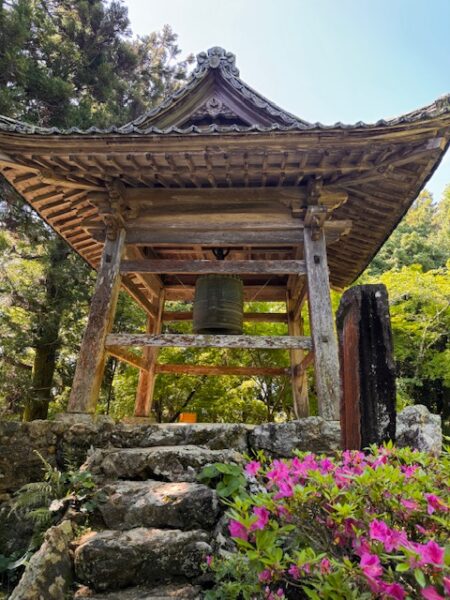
left=266, top=460, right=290, bottom=485
left=288, top=564, right=300, bottom=579
left=251, top=506, right=270, bottom=531
left=205, top=555, right=213, bottom=567
left=418, top=540, right=445, bottom=566
left=319, top=457, right=335, bottom=473
left=400, top=498, right=419, bottom=511
left=360, top=552, right=383, bottom=579
left=401, top=464, right=419, bottom=478
left=369, top=519, right=407, bottom=552
left=381, top=582, right=406, bottom=600
left=421, top=587, right=445, bottom=600
left=425, top=494, right=448, bottom=515
left=228, top=519, right=248, bottom=541
left=244, top=460, right=261, bottom=477
left=443, top=578, right=450, bottom=596
left=274, top=480, right=294, bottom=499
left=258, top=569, right=272, bottom=583
left=320, top=557, right=331, bottom=574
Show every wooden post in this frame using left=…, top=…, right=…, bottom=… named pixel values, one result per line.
left=67, top=229, right=125, bottom=414
left=303, top=226, right=341, bottom=420
left=287, top=293, right=309, bottom=418
left=134, top=291, right=164, bottom=417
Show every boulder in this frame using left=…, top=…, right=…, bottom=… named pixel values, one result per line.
left=98, top=480, right=219, bottom=530
left=74, top=528, right=211, bottom=591
left=249, top=417, right=341, bottom=456
left=74, top=583, right=202, bottom=599
left=9, top=520, right=74, bottom=600
left=84, top=445, right=244, bottom=483
left=396, top=405, right=442, bottom=455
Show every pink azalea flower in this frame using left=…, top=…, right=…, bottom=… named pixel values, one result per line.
left=205, top=555, right=213, bottom=567
left=401, top=498, right=419, bottom=511
left=258, top=569, right=272, bottom=583
left=421, top=587, right=445, bottom=600
left=443, top=578, right=450, bottom=596
left=401, top=464, right=419, bottom=478
left=424, top=494, right=448, bottom=515
left=251, top=506, right=270, bottom=531
left=360, top=552, right=383, bottom=579
left=418, top=540, right=445, bottom=566
left=369, top=519, right=407, bottom=552
left=274, top=480, right=294, bottom=499
left=288, top=564, right=300, bottom=579
left=320, top=557, right=331, bottom=574
left=244, top=460, right=261, bottom=477
left=319, top=457, right=335, bottom=473
left=266, top=459, right=290, bottom=484
left=381, top=582, right=406, bottom=600
left=228, top=519, right=248, bottom=541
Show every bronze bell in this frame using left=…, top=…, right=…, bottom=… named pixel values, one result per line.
left=193, top=274, right=244, bottom=335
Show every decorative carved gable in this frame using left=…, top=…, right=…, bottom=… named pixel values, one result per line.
left=127, top=47, right=308, bottom=131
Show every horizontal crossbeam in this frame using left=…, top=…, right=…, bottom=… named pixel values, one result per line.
left=162, top=311, right=288, bottom=323
left=105, top=333, right=312, bottom=350
left=155, top=364, right=289, bottom=376
left=120, top=259, right=306, bottom=275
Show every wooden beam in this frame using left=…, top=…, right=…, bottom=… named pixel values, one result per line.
left=162, top=311, right=288, bottom=323
left=124, top=186, right=347, bottom=208
left=105, top=333, right=313, bottom=350
left=68, top=228, right=125, bottom=414
left=134, top=292, right=165, bottom=417
left=121, top=276, right=159, bottom=317
left=293, top=351, right=315, bottom=377
left=107, top=345, right=147, bottom=371
left=89, top=221, right=352, bottom=247
left=155, top=364, right=289, bottom=376
left=287, top=295, right=309, bottom=418
left=304, top=226, right=341, bottom=420
left=120, top=259, right=306, bottom=275
left=164, top=285, right=288, bottom=302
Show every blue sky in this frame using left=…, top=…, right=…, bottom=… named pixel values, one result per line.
left=126, top=0, right=450, bottom=200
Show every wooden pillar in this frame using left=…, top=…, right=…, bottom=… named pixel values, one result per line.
left=134, top=291, right=165, bottom=417
left=303, top=225, right=341, bottom=420
left=67, top=229, right=125, bottom=414
left=287, top=293, right=309, bottom=418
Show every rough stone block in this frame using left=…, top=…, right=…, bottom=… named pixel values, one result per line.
left=396, top=405, right=442, bottom=455
left=249, top=417, right=341, bottom=456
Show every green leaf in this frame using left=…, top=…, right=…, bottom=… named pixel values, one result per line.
left=414, top=568, right=426, bottom=588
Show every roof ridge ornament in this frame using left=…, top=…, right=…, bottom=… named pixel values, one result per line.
left=194, top=47, right=240, bottom=77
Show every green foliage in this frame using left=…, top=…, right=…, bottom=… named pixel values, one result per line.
left=0, top=0, right=191, bottom=420
left=198, top=463, right=247, bottom=498
left=206, top=446, right=450, bottom=599
left=11, top=451, right=99, bottom=550
left=360, top=188, right=450, bottom=428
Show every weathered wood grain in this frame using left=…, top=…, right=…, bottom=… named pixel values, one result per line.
left=162, top=311, right=288, bottom=323
left=155, top=364, right=289, bottom=376
left=134, top=292, right=165, bottom=417
left=304, top=226, right=341, bottom=420
left=106, top=345, right=147, bottom=371
left=105, top=333, right=312, bottom=350
left=287, top=295, right=309, bottom=418
left=120, top=259, right=306, bottom=275
left=68, top=228, right=125, bottom=414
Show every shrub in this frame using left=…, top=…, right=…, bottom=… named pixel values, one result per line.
left=204, top=444, right=450, bottom=599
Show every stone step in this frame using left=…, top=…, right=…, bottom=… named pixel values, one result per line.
left=84, top=445, right=243, bottom=482
left=74, top=528, right=211, bottom=592
left=98, top=480, right=219, bottom=531
left=74, top=583, right=202, bottom=599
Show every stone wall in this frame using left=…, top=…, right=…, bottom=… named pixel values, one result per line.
left=0, top=405, right=441, bottom=497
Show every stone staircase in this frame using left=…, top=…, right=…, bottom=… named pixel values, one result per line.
left=72, top=428, right=246, bottom=599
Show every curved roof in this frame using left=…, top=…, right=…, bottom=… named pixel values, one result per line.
left=0, top=47, right=449, bottom=303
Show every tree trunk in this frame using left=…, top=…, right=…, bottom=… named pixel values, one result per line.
left=23, top=238, right=68, bottom=421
